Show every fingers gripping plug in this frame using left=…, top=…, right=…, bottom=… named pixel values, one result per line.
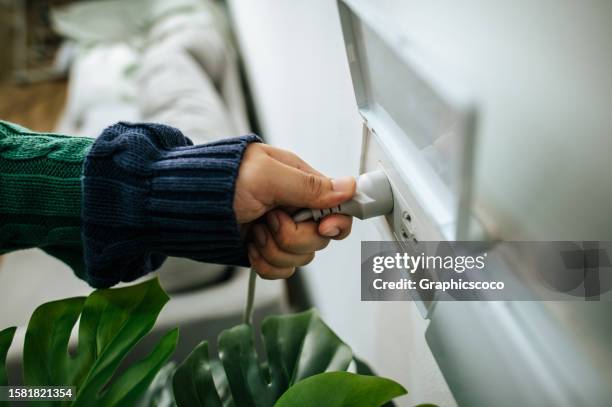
left=292, top=170, right=394, bottom=222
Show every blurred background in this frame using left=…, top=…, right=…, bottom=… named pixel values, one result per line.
left=1, top=1, right=611, bottom=406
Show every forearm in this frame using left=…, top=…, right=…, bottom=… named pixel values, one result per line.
left=81, top=122, right=260, bottom=287
left=0, top=120, right=260, bottom=288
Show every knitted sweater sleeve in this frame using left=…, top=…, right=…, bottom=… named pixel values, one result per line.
left=0, top=120, right=259, bottom=288
left=0, top=120, right=93, bottom=278
left=82, top=122, right=261, bottom=288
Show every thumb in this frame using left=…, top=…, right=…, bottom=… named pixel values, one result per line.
left=270, top=161, right=356, bottom=209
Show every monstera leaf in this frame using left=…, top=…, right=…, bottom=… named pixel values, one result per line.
left=21, top=278, right=178, bottom=406
left=172, top=309, right=406, bottom=407
left=136, top=362, right=177, bottom=407
left=275, top=372, right=407, bottom=407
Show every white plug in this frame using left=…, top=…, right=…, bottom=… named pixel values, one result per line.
left=293, top=170, right=394, bottom=222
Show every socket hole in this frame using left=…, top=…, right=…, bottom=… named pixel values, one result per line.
left=412, top=237, right=419, bottom=243
left=402, top=211, right=412, bottom=222
left=400, top=228, right=409, bottom=240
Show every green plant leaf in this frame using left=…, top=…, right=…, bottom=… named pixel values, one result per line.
left=22, top=278, right=178, bottom=406
left=99, top=328, right=179, bottom=406
left=173, top=342, right=223, bottom=407
left=0, top=327, right=16, bottom=386
left=136, top=362, right=177, bottom=407
left=1, top=326, right=17, bottom=407
left=353, top=357, right=400, bottom=407
left=173, top=309, right=353, bottom=407
left=274, top=372, right=407, bottom=407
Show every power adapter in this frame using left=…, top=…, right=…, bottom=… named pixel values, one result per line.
left=293, top=170, right=394, bottom=222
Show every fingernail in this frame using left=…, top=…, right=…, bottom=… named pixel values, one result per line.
left=268, top=212, right=280, bottom=232
left=248, top=243, right=260, bottom=259
left=331, top=177, right=354, bottom=193
left=254, top=226, right=267, bottom=246
left=321, top=227, right=340, bottom=237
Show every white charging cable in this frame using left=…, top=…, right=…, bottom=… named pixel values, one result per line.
left=292, top=170, right=394, bottom=222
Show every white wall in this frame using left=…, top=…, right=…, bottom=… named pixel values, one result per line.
left=228, top=1, right=612, bottom=406
left=376, top=0, right=612, bottom=242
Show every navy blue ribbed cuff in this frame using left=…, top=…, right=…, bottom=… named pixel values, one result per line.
left=81, top=122, right=261, bottom=288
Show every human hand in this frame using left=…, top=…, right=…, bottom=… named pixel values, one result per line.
left=234, top=143, right=356, bottom=278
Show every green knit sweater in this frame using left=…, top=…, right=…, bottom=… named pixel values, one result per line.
left=0, top=120, right=93, bottom=277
